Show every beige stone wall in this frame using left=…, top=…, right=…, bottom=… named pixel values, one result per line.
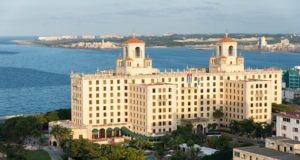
left=224, top=80, right=272, bottom=123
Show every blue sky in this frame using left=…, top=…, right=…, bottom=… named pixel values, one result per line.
left=0, top=0, right=299, bottom=36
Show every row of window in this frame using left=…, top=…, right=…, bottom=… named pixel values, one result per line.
left=87, top=73, right=279, bottom=86
left=89, top=118, right=128, bottom=124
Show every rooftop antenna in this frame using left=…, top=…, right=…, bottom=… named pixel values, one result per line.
left=225, top=25, right=228, bottom=38
left=132, top=28, right=136, bottom=38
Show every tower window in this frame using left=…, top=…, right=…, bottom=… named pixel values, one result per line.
left=219, top=46, right=222, bottom=56
left=135, top=47, right=141, bottom=58
left=229, top=46, right=233, bottom=56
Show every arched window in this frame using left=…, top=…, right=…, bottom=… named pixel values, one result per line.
left=229, top=46, right=233, bottom=56
left=135, top=47, right=140, bottom=58
left=218, top=46, right=222, bottom=56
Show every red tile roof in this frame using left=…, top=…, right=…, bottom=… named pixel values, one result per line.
left=126, top=57, right=133, bottom=61
left=221, top=56, right=227, bottom=59
left=210, top=55, right=216, bottom=59
left=218, top=37, right=236, bottom=43
left=145, top=57, right=152, bottom=60
left=273, top=112, right=300, bottom=120
left=124, top=38, right=145, bottom=44
left=237, top=55, right=244, bottom=58
left=117, top=57, right=123, bottom=60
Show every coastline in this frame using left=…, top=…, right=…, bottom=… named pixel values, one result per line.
left=12, top=39, right=300, bottom=54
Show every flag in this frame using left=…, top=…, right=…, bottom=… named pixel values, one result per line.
left=197, top=76, right=201, bottom=86
left=187, top=73, right=192, bottom=83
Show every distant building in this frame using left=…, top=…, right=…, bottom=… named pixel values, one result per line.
left=282, top=88, right=300, bottom=104
left=38, top=36, right=63, bottom=41
left=233, top=137, right=300, bottom=160
left=82, top=35, right=96, bottom=39
left=62, top=35, right=78, bottom=40
left=100, top=35, right=124, bottom=39
left=163, top=33, right=173, bottom=36
left=38, top=35, right=77, bottom=41
left=273, top=112, right=300, bottom=140
left=282, top=66, right=300, bottom=89
left=258, top=36, right=268, bottom=49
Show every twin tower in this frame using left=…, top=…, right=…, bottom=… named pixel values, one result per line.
left=116, top=34, right=244, bottom=75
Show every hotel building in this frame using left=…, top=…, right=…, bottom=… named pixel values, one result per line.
left=49, top=34, right=282, bottom=144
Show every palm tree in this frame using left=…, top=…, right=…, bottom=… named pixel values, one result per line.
left=161, top=135, right=171, bottom=149
left=213, top=109, right=224, bottom=127
left=229, top=120, right=239, bottom=134
left=31, top=129, right=42, bottom=149
left=50, top=125, right=72, bottom=147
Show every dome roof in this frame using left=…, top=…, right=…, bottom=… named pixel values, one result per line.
left=117, top=57, right=123, bottom=60
left=237, top=55, right=244, bottom=58
left=210, top=55, right=216, bottom=59
left=126, top=57, right=133, bottom=61
left=123, top=38, right=145, bottom=44
left=218, top=37, right=236, bottom=43
left=217, top=34, right=236, bottom=43
left=221, top=56, right=227, bottom=59
left=145, top=57, right=152, bottom=60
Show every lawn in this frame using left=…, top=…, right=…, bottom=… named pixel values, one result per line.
left=26, top=150, right=51, bottom=160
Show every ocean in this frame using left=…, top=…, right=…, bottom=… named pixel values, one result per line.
left=0, top=36, right=300, bottom=116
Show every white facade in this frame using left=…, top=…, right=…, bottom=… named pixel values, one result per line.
left=274, top=112, right=300, bottom=141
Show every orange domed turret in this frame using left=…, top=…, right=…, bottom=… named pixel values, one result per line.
left=237, top=55, right=244, bottom=59
left=117, top=57, right=123, bottom=61
left=145, top=57, right=152, bottom=60
left=218, top=33, right=236, bottom=43
left=221, top=56, right=227, bottom=59
left=210, top=55, right=216, bottom=59
left=126, top=57, right=133, bottom=61
left=123, top=34, right=145, bottom=44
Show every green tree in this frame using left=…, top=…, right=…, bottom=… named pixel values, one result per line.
left=254, top=123, right=263, bottom=138
left=263, top=123, right=273, bottom=138
left=46, top=111, right=59, bottom=122
left=161, top=135, right=171, bottom=149
left=240, top=119, right=256, bottom=138
left=272, top=103, right=290, bottom=113
left=125, top=147, right=145, bottom=160
left=32, top=129, right=43, bottom=149
left=229, top=120, right=239, bottom=134
left=208, top=123, right=218, bottom=131
left=168, top=136, right=184, bottom=150
left=64, top=138, right=101, bottom=160
left=50, top=125, right=72, bottom=147
left=170, top=150, right=188, bottom=160
left=4, top=144, right=27, bottom=160
left=187, top=139, right=195, bottom=148
left=34, top=114, right=48, bottom=129
left=101, top=144, right=126, bottom=160
left=213, top=109, right=224, bottom=126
